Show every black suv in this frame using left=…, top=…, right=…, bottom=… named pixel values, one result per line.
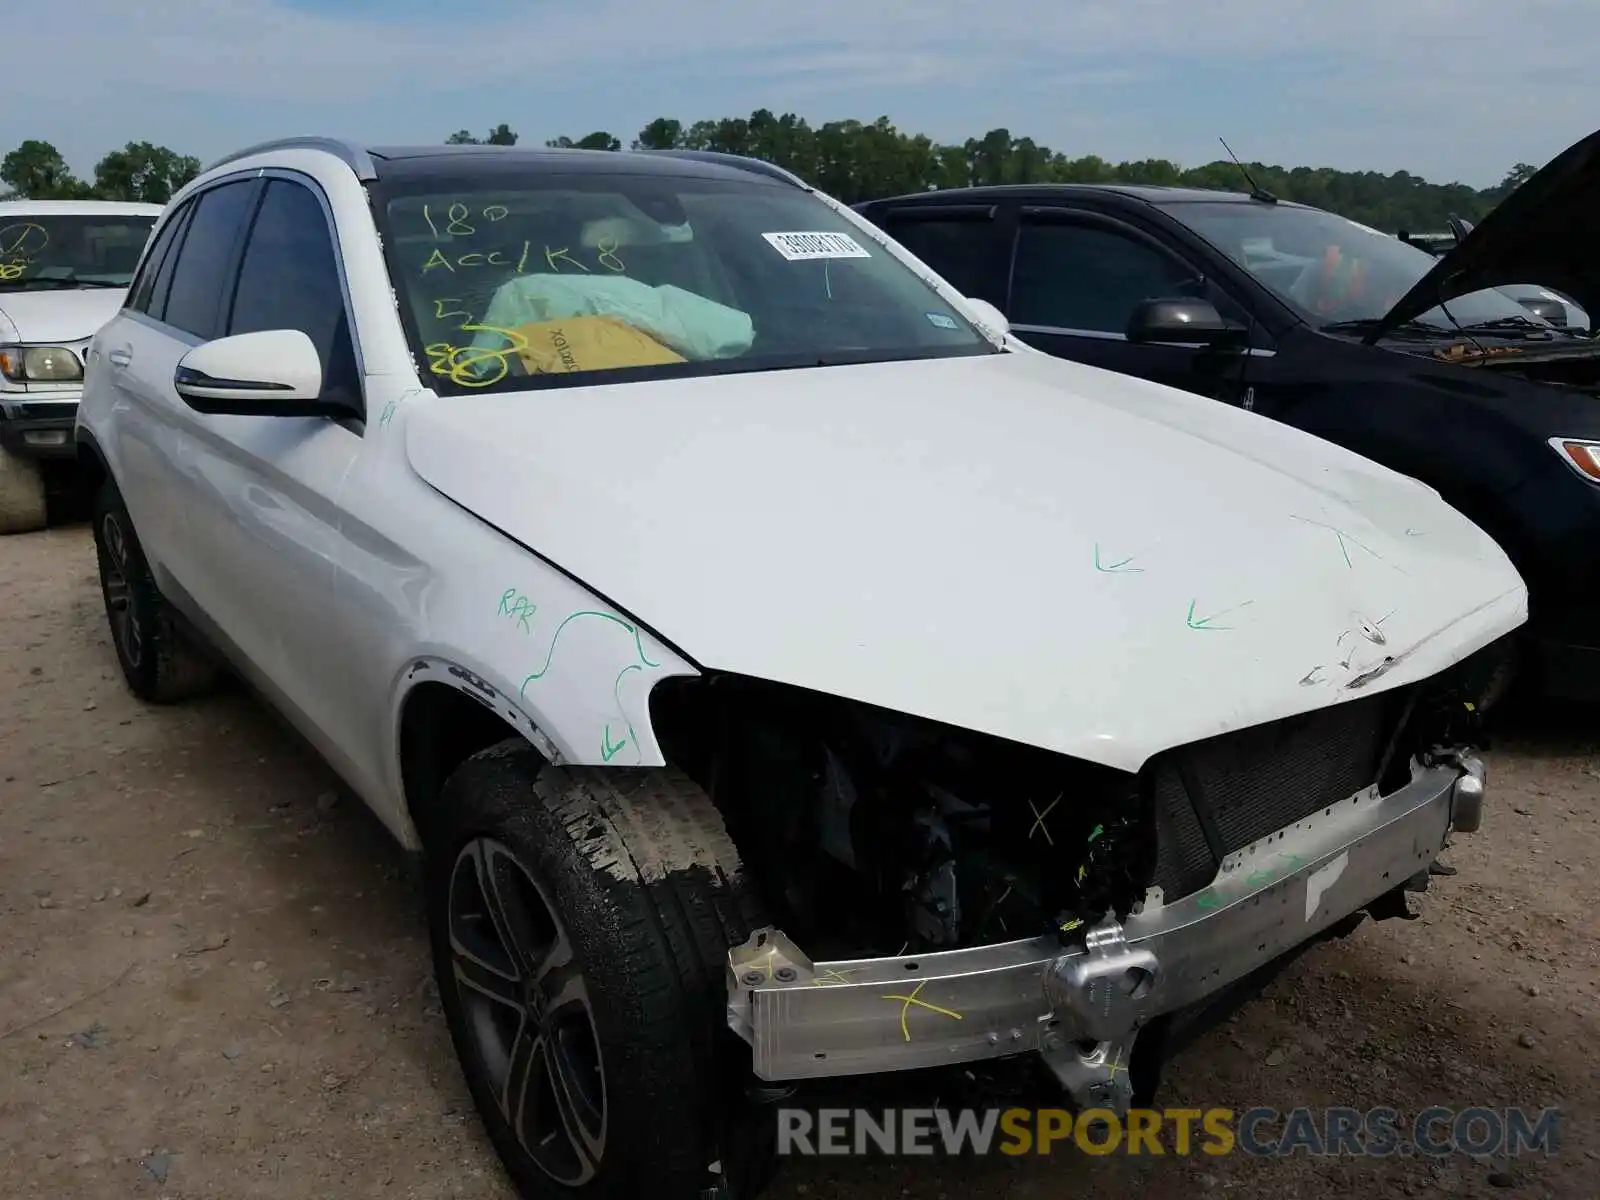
left=855, top=127, right=1600, bottom=706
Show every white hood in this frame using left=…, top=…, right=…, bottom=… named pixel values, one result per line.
left=0, top=288, right=128, bottom=344
left=405, top=351, right=1527, bottom=772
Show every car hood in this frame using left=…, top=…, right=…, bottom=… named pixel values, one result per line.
left=404, top=351, right=1527, bottom=773
left=1370, top=124, right=1600, bottom=341
left=0, top=287, right=128, bottom=344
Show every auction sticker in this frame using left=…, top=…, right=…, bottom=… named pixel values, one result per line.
left=762, top=231, right=872, bottom=261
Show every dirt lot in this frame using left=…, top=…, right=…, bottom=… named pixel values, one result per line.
left=2, top=522, right=1597, bottom=1200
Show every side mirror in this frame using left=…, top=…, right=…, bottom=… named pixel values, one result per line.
left=174, top=330, right=346, bottom=417
left=1126, top=297, right=1248, bottom=348
left=962, top=297, right=1010, bottom=338
left=1516, top=297, right=1567, bottom=327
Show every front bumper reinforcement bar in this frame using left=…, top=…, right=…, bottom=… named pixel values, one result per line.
left=725, top=754, right=1485, bottom=1112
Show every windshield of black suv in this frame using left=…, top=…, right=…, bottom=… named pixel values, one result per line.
left=1164, top=200, right=1544, bottom=332
left=372, top=167, right=995, bottom=393
left=0, top=212, right=157, bottom=291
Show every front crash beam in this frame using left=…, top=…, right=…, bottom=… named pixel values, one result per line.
left=726, top=755, right=1484, bottom=1112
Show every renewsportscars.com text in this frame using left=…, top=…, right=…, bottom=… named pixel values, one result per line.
left=777, top=1106, right=1563, bottom=1158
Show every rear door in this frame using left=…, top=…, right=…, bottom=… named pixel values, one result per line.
left=860, top=201, right=1014, bottom=309
left=97, top=178, right=259, bottom=582
left=1005, top=205, right=1254, bottom=404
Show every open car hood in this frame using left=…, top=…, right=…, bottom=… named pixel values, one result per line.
left=404, top=351, right=1526, bottom=773
left=1367, top=123, right=1600, bottom=343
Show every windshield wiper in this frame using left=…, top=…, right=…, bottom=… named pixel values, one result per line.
left=1457, top=315, right=1558, bottom=337
left=1321, top=317, right=1458, bottom=339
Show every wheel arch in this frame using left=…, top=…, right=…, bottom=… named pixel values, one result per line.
left=393, top=658, right=563, bottom=851
left=75, top=427, right=110, bottom=496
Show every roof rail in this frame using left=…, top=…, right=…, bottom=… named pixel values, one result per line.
left=204, top=137, right=378, bottom=181
left=633, top=148, right=808, bottom=189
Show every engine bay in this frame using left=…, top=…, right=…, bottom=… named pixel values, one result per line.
left=649, top=655, right=1491, bottom=963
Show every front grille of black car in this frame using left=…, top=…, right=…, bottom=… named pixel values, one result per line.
left=1143, top=687, right=1416, bottom=901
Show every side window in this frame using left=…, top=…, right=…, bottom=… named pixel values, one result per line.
left=147, top=205, right=196, bottom=323
left=1010, top=220, right=1198, bottom=334
left=226, top=179, right=359, bottom=402
left=162, top=180, right=257, bottom=339
left=876, top=209, right=1006, bottom=307
left=127, top=202, right=191, bottom=316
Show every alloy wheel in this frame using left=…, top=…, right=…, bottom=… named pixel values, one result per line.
left=447, top=837, right=608, bottom=1187
left=100, top=511, right=143, bottom=670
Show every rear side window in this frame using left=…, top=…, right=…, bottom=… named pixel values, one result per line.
left=227, top=179, right=359, bottom=402
left=876, top=209, right=1007, bottom=307
left=128, top=201, right=191, bottom=317
left=161, top=180, right=256, bottom=338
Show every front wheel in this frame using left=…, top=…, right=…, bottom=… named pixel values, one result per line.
left=426, top=744, right=777, bottom=1200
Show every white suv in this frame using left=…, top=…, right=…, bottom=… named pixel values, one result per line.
left=76, top=138, right=1522, bottom=1200
left=0, top=199, right=161, bottom=532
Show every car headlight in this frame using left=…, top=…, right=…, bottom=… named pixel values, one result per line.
left=1549, top=437, right=1600, bottom=483
left=0, top=344, right=85, bottom=383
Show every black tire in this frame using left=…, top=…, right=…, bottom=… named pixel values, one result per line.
left=92, top=479, right=220, bottom=703
left=426, top=741, right=778, bottom=1200
left=0, top=442, right=47, bottom=534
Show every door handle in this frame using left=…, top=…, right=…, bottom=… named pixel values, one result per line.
left=107, top=347, right=133, bottom=368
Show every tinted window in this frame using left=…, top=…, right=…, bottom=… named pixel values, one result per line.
left=162, top=180, right=256, bottom=338
left=374, top=172, right=994, bottom=396
left=227, top=179, right=357, bottom=398
left=128, top=203, right=190, bottom=315
left=1011, top=221, right=1197, bottom=334
left=879, top=212, right=1003, bottom=305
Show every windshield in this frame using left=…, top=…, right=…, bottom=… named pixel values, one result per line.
left=0, top=213, right=157, bottom=291
left=1164, top=201, right=1541, bottom=331
left=373, top=170, right=993, bottom=394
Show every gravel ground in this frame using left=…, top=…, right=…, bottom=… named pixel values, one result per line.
left=2, top=522, right=1597, bottom=1200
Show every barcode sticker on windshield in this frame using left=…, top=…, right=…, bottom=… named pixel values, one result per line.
left=761, top=231, right=872, bottom=261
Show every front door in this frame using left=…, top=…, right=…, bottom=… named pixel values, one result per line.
left=173, top=174, right=365, bottom=765
left=1004, top=207, right=1254, bottom=405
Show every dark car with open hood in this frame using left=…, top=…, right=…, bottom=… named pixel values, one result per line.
left=855, top=125, right=1600, bottom=707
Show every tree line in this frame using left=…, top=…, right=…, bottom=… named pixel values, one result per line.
left=7, top=112, right=1539, bottom=231
left=1, top=140, right=202, bottom=205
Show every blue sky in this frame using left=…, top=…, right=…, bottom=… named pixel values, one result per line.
left=5, top=0, right=1596, bottom=189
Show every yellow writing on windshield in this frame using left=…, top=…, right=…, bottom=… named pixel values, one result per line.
left=425, top=323, right=530, bottom=388
left=543, top=237, right=626, bottom=274
left=422, top=241, right=532, bottom=274
left=0, top=223, right=48, bottom=258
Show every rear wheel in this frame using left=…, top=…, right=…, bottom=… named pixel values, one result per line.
left=0, top=443, right=47, bottom=534
left=92, top=480, right=220, bottom=702
left=425, top=743, right=777, bottom=1200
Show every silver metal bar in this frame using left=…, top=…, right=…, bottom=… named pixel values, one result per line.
left=727, top=758, right=1476, bottom=1084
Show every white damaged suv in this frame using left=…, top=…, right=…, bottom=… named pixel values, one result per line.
left=76, top=139, right=1523, bottom=1200
left=0, top=199, right=161, bottom=532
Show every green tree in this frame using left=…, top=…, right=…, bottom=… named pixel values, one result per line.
left=547, top=132, right=622, bottom=151
left=91, top=141, right=200, bottom=203
left=633, top=118, right=683, bottom=150
left=0, top=139, right=90, bottom=199
left=448, top=125, right=518, bottom=146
